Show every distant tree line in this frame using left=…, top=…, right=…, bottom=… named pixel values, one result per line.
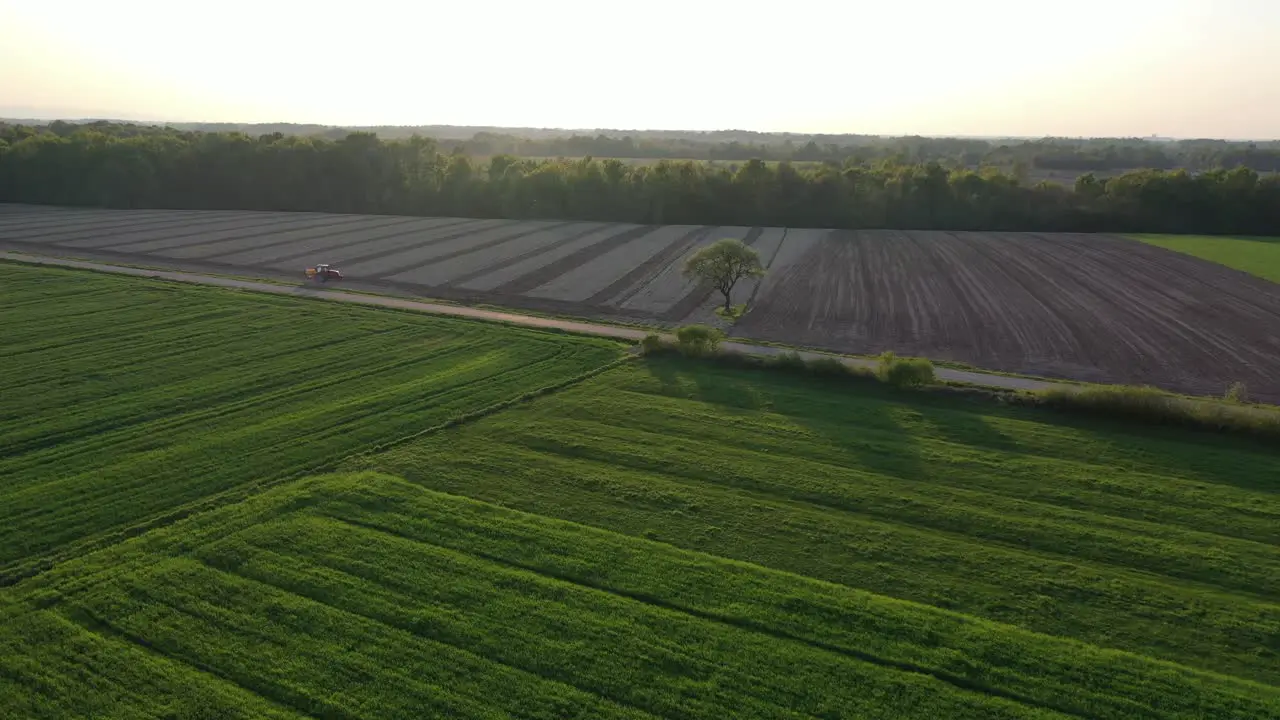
left=1, top=123, right=1277, bottom=235
left=8, top=120, right=1280, bottom=172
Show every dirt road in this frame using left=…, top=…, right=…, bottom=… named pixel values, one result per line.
left=0, top=251, right=1062, bottom=393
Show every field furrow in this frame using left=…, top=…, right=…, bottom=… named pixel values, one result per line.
left=0, top=262, right=622, bottom=576
left=372, top=221, right=582, bottom=282
left=360, top=359, right=1280, bottom=685
left=204, top=216, right=463, bottom=265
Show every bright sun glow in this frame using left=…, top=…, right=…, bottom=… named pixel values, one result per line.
left=3, top=0, right=1278, bottom=137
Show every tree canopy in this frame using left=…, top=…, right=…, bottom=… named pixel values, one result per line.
left=684, top=239, right=766, bottom=311
left=1, top=122, right=1278, bottom=235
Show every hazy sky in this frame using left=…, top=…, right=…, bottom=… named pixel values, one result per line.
left=3, top=0, right=1278, bottom=138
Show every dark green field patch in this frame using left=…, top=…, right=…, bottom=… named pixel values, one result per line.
left=6, top=473, right=1275, bottom=719
left=0, top=262, right=621, bottom=578
left=358, top=358, right=1280, bottom=686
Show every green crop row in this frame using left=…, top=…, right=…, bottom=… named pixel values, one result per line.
left=5, top=473, right=1275, bottom=719
left=0, top=262, right=622, bottom=578
left=357, top=357, right=1280, bottom=685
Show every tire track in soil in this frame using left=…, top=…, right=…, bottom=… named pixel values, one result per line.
left=443, top=224, right=627, bottom=288
left=658, top=227, right=764, bottom=322
left=0, top=209, right=200, bottom=233
left=172, top=215, right=425, bottom=261
left=739, top=228, right=789, bottom=311
left=255, top=217, right=481, bottom=266
left=587, top=226, right=716, bottom=307
left=65, top=213, right=367, bottom=251
left=1028, top=233, right=1280, bottom=395
left=367, top=221, right=584, bottom=281
left=962, top=232, right=1278, bottom=398
left=1050, top=233, right=1280, bottom=320
left=893, top=231, right=973, bottom=355
left=1014, top=232, right=1204, bottom=368
left=939, top=231, right=1096, bottom=368
left=732, top=231, right=827, bottom=340
left=0, top=211, right=243, bottom=242
left=107, top=214, right=392, bottom=256
left=318, top=219, right=523, bottom=271
left=493, top=226, right=663, bottom=296
left=951, top=232, right=1149, bottom=380
left=1008, top=233, right=1219, bottom=373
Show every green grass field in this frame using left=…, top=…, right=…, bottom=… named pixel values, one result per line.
left=0, top=262, right=622, bottom=579
left=1129, top=233, right=1280, bottom=283
left=3, top=262, right=1279, bottom=718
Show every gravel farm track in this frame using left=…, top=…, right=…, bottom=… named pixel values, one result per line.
left=3, top=204, right=1278, bottom=401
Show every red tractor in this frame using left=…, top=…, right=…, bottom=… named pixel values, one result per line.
left=304, top=263, right=343, bottom=282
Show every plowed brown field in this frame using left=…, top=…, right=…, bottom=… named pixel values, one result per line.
left=735, top=230, right=1280, bottom=401
left=4, top=205, right=1277, bottom=400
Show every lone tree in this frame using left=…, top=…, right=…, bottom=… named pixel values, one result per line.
left=683, top=238, right=765, bottom=313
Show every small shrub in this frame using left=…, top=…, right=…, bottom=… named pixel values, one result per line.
left=639, top=333, right=668, bottom=355
left=807, top=356, right=852, bottom=377
left=675, top=324, right=725, bottom=357
left=877, top=351, right=936, bottom=388
left=1224, top=381, right=1250, bottom=404
left=766, top=351, right=809, bottom=372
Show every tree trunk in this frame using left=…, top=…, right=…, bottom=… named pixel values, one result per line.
left=722, top=290, right=732, bottom=312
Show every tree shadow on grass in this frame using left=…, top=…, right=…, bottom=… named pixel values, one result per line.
left=647, top=357, right=932, bottom=488
left=912, top=387, right=1280, bottom=497
left=642, top=354, right=1279, bottom=497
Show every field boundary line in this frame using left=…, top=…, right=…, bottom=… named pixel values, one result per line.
left=0, top=353, right=632, bottom=587
left=0, top=251, right=1069, bottom=392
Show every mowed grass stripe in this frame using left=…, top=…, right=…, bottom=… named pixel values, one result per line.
left=0, top=261, right=622, bottom=576
left=595, top=384, right=1280, bottom=542
left=0, top=602, right=309, bottom=719
left=303, top=478, right=1278, bottom=719
left=503, top=413, right=1280, bottom=585
left=0, top=329, right=456, bottom=459
left=0, top=343, right=588, bottom=568
left=10, top=473, right=1277, bottom=719
left=62, top=560, right=658, bottom=720
left=213, top=521, right=1065, bottom=720
left=359, top=359, right=1280, bottom=684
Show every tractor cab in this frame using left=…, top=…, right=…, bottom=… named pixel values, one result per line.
left=304, top=264, right=343, bottom=281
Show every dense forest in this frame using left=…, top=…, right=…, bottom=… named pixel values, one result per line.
left=9, top=119, right=1280, bottom=171
left=1, top=122, right=1277, bottom=234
